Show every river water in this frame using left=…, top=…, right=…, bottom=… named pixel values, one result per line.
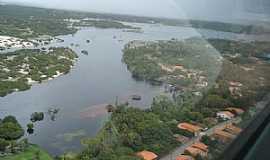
left=0, top=22, right=262, bottom=155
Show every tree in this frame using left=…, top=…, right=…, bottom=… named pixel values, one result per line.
left=27, top=123, right=34, bottom=130
left=0, top=138, right=9, bottom=151
left=0, top=122, right=24, bottom=140
left=2, top=115, right=18, bottom=124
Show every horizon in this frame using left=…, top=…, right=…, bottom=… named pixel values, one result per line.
left=2, top=0, right=270, bottom=24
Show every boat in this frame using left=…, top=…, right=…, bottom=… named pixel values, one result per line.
left=131, top=95, right=142, bottom=101
left=86, top=40, right=91, bottom=43
left=81, top=50, right=89, bottom=55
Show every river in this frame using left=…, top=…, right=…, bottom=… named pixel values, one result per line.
left=0, top=22, right=262, bottom=155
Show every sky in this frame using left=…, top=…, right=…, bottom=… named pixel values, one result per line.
left=2, top=0, right=270, bottom=22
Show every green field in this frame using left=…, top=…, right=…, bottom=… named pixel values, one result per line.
left=2, top=145, right=53, bottom=160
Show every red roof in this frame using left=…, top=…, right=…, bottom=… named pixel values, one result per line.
left=176, top=155, right=194, bottom=160
left=178, top=123, right=202, bottom=133
left=191, top=142, right=208, bottom=152
left=136, top=150, right=158, bottom=160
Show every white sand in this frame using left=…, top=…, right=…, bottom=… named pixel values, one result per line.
left=52, top=71, right=63, bottom=78
left=0, top=36, right=33, bottom=49
left=26, top=78, right=37, bottom=84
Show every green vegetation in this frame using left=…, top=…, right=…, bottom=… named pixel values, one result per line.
left=0, top=116, right=24, bottom=140
left=123, top=38, right=221, bottom=89
left=30, top=112, right=44, bottom=122
left=207, top=39, right=270, bottom=57
left=0, top=5, right=77, bottom=39
left=1, top=4, right=268, bottom=40
left=2, top=144, right=53, bottom=160
left=0, top=115, right=53, bottom=160
left=157, top=19, right=270, bottom=34
left=0, top=47, right=78, bottom=97
left=75, top=104, right=179, bottom=160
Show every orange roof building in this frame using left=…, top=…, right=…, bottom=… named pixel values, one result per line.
left=176, top=155, right=194, bottom=160
left=213, top=130, right=235, bottom=143
left=177, top=123, right=202, bottom=134
left=225, top=107, right=244, bottom=115
left=191, top=142, right=208, bottom=152
left=184, top=147, right=207, bottom=157
left=224, top=124, right=242, bottom=135
left=136, top=150, right=158, bottom=160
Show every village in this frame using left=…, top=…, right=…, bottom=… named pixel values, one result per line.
left=135, top=107, right=244, bottom=160
left=121, top=38, right=270, bottom=160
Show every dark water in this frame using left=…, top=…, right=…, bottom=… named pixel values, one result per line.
left=0, top=23, right=258, bottom=155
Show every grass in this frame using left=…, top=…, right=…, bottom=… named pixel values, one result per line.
left=2, top=145, right=53, bottom=160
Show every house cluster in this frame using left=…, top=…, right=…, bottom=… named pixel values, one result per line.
left=216, top=107, right=244, bottom=121
left=135, top=107, right=244, bottom=160
left=183, top=142, right=208, bottom=158
left=212, top=124, right=242, bottom=143
left=176, top=123, right=208, bottom=159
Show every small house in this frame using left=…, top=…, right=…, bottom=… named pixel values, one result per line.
left=177, top=123, right=202, bottom=136
left=191, top=142, right=208, bottom=152
left=216, top=111, right=235, bottom=120
left=224, top=124, right=242, bottom=135
left=225, top=107, right=244, bottom=115
left=184, top=146, right=207, bottom=157
left=213, top=130, right=235, bottom=143
left=136, top=150, right=158, bottom=160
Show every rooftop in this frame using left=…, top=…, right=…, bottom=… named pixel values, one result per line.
left=217, top=111, right=235, bottom=118
left=225, top=107, right=245, bottom=115
left=191, top=142, right=208, bottom=152
left=224, top=124, right=242, bottom=135
left=178, top=123, right=202, bottom=133
left=176, top=155, right=194, bottom=160
left=214, top=130, right=235, bottom=139
left=136, top=150, right=158, bottom=160
left=185, top=146, right=207, bottom=157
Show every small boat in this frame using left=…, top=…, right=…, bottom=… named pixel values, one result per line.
left=131, top=95, right=142, bottom=101
left=81, top=50, right=89, bottom=55
left=86, top=40, right=91, bottom=43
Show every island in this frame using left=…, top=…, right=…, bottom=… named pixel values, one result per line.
left=0, top=47, right=78, bottom=97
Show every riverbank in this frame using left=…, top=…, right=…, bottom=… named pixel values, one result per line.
left=2, top=145, right=53, bottom=160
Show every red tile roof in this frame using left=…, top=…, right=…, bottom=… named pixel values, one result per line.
left=178, top=123, right=202, bottom=133
left=191, top=142, right=208, bottom=152
left=136, top=150, right=158, bottom=160
left=176, top=155, right=194, bottom=160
